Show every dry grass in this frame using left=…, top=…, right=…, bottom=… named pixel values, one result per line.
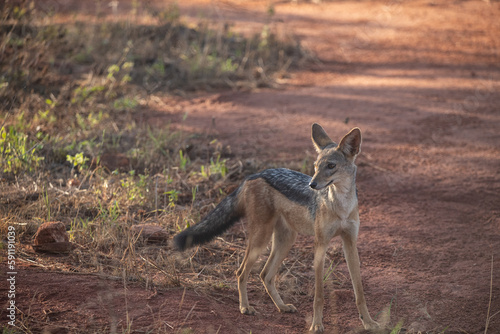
left=0, top=0, right=316, bottom=297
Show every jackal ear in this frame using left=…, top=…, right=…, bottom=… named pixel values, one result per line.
left=338, top=128, right=362, bottom=158
left=312, top=123, right=335, bottom=152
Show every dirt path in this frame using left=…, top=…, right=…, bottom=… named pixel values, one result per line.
left=155, top=3, right=500, bottom=331
left=2, top=1, right=499, bottom=333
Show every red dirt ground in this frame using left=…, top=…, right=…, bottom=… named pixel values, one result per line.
left=2, top=0, right=499, bottom=333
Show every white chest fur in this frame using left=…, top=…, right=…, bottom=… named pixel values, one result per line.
left=329, top=185, right=357, bottom=222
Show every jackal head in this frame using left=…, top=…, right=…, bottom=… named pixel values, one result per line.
left=309, top=124, right=361, bottom=190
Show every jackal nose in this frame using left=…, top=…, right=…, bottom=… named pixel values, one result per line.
left=309, top=181, right=317, bottom=189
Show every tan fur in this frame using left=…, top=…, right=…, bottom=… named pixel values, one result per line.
left=234, top=124, right=379, bottom=333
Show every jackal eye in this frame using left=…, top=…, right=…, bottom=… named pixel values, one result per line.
left=327, top=163, right=336, bottom=169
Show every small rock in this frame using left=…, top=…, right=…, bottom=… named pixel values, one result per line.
left=34, top=222, right=68, bottom=243
left=130, top=224, right=169, bottom=243
left=67, top=178, right=80, bottom=187
left=33, top=222, right=74, bottom=253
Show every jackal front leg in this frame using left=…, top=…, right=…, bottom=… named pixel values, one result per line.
left=341, top=233, right=379, bottom=330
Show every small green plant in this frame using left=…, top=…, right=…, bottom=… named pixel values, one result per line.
left=69, top=217, right=93, bottom=242
left=211, top=155, right=227, bottom=177
left=267, top=3, right=275, bottom=18
left=439, top=326, right=450, bottom=333
left=66, top=152, right=89, bottom=169
left=191, top=185, right=198, bottom=211
left=179, top=150, right=190, bottom=171
left=165, top=189, right=180, bottom=208
left=146, top=127, right=169, bottom=157
left=98, top=200, right=121, bottom=222
left=113, top=97, right=138, bottom=111
left=42, top=187, right=51, bottom=221
left=200, top=155, right=227, bottom=179
left=35, top=98, right=57, bottom=124
left=221, top=58, right=238, bottom=73
left=64, top=138, right=98, bottom=154
left=71, top=85, right=106, bottom=105
left=259, top=25, right=271, bottom=50
left=120, top=171, right=149, bottom=204
left=37, top=109, right=56, bottom=124
left=147, top=60, right=166, bottom=76
left=182, top=217, right=192, bottom=230
left=390, top=320, right=404, bottom=334
left=191, top=186, right=198, bottom=203
left=107, top=62, right=133, bottom=86
left=104, top=60, right=134, bottom=98
left=71, top=59, right=134, bottom=106
left=0, top=126, right=44, bottom=174
left=76, top=111, right=105, bottom=131
left=323, top=259, right=340, bottom=282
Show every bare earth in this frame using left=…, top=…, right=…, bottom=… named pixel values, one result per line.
left=2, top=1, right=499, bottom=333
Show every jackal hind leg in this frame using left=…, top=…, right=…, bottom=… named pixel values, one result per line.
left=310, top=242, right=327, bottom=333
left=236, top=217, right=275, bottom=315
left=260, top=217, right=297, bottom=313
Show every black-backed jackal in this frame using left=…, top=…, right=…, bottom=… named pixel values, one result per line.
left=174, top=124, right=379, bottom=333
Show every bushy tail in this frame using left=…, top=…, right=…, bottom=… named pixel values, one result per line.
left=173, top=188, right=243, bottom=251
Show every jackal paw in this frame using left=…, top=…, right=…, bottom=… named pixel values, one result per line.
left=240, top=306, right=256, bottom=315
left=278, top=304, right=297, bottom=313
left=309, top=323, right=324, bottom=333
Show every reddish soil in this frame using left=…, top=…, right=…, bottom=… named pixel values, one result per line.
left=2, top=0, right=500, bottom=333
